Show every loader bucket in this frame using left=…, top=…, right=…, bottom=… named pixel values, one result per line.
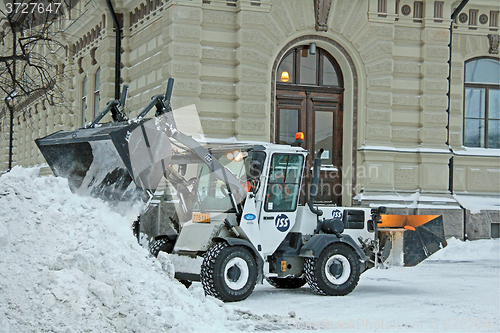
left=35, top=78, right=178, bottom=203
left=35, top=122, right=146, bottom=202
left=378, top=215, right=447, bottom=267
left=108, top=117, right=173, bottom=191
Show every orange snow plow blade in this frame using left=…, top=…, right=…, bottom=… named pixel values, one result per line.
left=378, top=215, right=447, bottom=267
left=379, top=215, right=440, bottom=228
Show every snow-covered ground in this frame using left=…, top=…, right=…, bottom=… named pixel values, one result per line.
left=0, top=167, right=499, bottom=332
left=238, top=238, right=500, bottom=332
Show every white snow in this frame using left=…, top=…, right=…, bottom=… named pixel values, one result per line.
left=0, top=167, right=252, bottom=332
left=358, top=145, right=451, bottom=154
left=355, top=190, right=500, bottom=212
left=1, top=167, right=499, bottom=333
left=454, top=194, right=500, bottom=214
left=354, top=191, right=461, bottom=210
left=453, top=147, right=500, bottom=157
left=429, top=237, right=500, bottom=261
left=239, top=237, right=500, bottom=332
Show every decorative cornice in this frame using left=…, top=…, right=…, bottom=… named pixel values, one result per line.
left=314, top=0, right=332, bottom=32
left=488, top=34, right=499, bottom=54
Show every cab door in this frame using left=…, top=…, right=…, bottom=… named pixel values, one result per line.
left=259, top=153, right=305, bottom=256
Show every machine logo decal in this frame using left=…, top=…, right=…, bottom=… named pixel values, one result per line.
left=244, top=213, right=256, bottom=221
left=275, top=214, right=290, bottom=232
left=332, top=209, right=343, bottom=220
left=204, top=153, right=212, bottom=164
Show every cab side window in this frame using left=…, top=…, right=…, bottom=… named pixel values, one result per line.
left=265, top=154, right=304, bottom=212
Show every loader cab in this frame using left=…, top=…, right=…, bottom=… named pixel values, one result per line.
left=191, top=148, right=267, bottom=215
left=256, top=146, right=308, bottom=256
left=164, top=144, right=268, bottom=224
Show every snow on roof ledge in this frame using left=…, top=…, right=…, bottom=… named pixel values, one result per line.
left=453, top=194, right=500, bottom=214
left=358, top=145, right=451, bottom=154
left=358, top=145, right=500, bottom=157
left=453, top=147, right=500, bottom=157
left=355, top=191, right=500, bottom=213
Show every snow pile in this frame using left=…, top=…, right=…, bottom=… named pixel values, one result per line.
left=428, top=237, right=500, bottom=261
left=0, top=167, right=239, bottom=332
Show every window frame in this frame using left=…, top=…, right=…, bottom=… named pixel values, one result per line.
left=81, top=75, right=87, bottom=127
left=276, top=46, right=344, bottom=91
left=264, top=153, right=305, bottom=213
left=93, top=67, right=101, bottom=117
left=463, top=57, right=500, bottom=149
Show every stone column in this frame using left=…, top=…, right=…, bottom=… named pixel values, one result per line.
left=46, top=107, right=54, bottom=135
left=420, top=26, right=450, bottom=149
left=235, top=6, right=274, bottom=141
left=359, top=23, right=394, bottom=147
left=162, top=4, right=202, bottom=126
left=14, top=115, right=21, bottom=166
left=0, top=118, right=7, bottom=169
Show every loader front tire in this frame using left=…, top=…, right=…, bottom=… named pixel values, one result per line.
left=201, top=243, right=257, bottom=302
left=305, top=244, right=360, bottom=296
left=266, top=277, right=306, bottom=289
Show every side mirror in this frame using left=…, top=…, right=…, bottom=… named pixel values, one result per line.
left=178, top=164, right=187, bottom=176
left=249, top=160, right=261, bottom=177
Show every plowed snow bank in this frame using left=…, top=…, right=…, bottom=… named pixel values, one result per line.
left=0, top=167, right=235, bottom=332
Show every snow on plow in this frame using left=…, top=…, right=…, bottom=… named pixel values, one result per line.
left=378, top=215, right=447, bottom=267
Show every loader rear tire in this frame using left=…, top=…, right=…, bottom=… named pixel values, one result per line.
left=201, top=243, right=257, bottom=302
left=149, top=238, right=175, bottom=257
left=266, top=277, right=306, bottom=289
left=305, top=244, right=360, bottom=296
left=149, top=238, right=192, bottom=288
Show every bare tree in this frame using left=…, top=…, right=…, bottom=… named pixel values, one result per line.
left=0, top=0, right=69, bottom=170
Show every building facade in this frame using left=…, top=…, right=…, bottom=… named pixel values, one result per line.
left=1, top=0, right=499, bottom=238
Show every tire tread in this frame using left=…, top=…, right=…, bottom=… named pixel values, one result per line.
left=201, top=242, right=227, bottom=298
left=305, top=243, right=360, bottom=296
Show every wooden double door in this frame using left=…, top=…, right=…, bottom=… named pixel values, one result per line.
left=275, top=89, right=343, bottom=206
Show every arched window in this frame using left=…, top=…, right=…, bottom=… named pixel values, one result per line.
left=275, top=45, right=343, bottom=164
left=275, top=45, right=344, bottom=205
left=94, top=68, right=101, bottom=117
left=464, top=58, right=500, bottom=149
left=277, top=46, right=343, bottom=87
left=82, top=76, right=87, bottom=127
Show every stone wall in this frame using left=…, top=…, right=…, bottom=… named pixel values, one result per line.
left=0, top=0, right=498, bottom=236
left=466, top=210, right=500, bottom=240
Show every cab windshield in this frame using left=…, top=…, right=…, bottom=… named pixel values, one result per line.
left=165, top=149, right=265, bottom=220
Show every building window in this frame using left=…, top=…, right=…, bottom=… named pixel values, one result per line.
left=434, top=1, right=443, bottom=19
left=414, top=1, right=423, bottom=19
left=378, top=0, right=387, bottom=14
left=277, top=46, right=342, bottom=88
left=82, top=76, right=87, bottom=127
left=469, top=9, right=478, bottom=26
left=94, top=68, right=101, bottom=117
left=275, top=45, right=343, bottom=169
left=491, top=11, right=499, bottom=28
left=464, top=58, right=500, bottom=149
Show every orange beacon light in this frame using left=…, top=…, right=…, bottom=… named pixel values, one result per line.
left=294, top=132, right=304, bottom=147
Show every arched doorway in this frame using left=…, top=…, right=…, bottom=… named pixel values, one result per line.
left=275, top=45, right=344, bottom=205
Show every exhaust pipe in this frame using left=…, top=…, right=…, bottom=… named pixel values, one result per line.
left=308, top=149, right=324, bottom=216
